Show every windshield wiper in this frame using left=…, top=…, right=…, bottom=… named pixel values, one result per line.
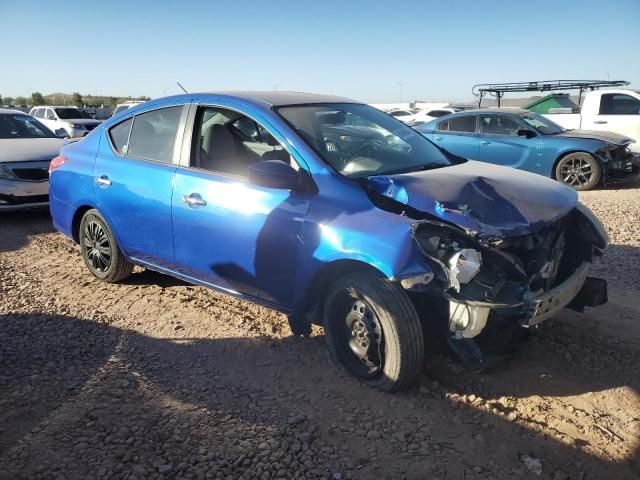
left=383, top=162, right=448, bottom=175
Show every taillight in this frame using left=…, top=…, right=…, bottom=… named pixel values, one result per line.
left=49, top=155, right=68, bottom=174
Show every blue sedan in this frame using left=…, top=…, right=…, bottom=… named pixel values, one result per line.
left=415, top=108, right=637, bottom=190
left=49, top=93, right=608, bottom=391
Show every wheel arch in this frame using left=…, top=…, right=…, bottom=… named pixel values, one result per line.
left=71, top=205, right=95, bottom=243
left=296, top=259, right=388, bottom=325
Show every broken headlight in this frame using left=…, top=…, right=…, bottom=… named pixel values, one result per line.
left=448, top=248, right=482, bottom=291
left=412, top=223, right=482, bottom=291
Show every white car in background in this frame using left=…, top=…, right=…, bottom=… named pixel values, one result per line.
left=111, top=100, right=146, bottom=117
left=29, top=106, right=101, bottom=138
left=0, top=108, right=65, bottom=211
left=403, top=108, right=458, bottom=126
left=386, top=109, right=418, bottom=122
left=542, top=89, right=640, bottom=154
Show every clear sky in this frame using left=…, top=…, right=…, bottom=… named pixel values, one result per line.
left=1, top=0, right=639, bottom=103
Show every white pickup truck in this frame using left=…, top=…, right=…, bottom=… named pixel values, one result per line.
left=542, top=89, right=640, bottom=153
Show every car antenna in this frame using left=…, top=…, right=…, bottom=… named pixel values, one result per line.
left=176, top=82, right=189, bottom=94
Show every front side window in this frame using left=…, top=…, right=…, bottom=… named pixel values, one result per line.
left=480, top=115, right=521, bottom=135
left=519, top=112, right=564, bottom=135
left=108, top=118, right=133, bottom=154
left=446, top=115, right=476, bottom=133
left=46, top=109, right=57, bottom=120
left=599, top=94, right=640, bottom=115
left=191, top=106, right=294, bottom=177
left=127, top=106, right=183, bottom=163
left=0, top=113, right=56, bottom=139
left=277, top=103, right=455, bottom=178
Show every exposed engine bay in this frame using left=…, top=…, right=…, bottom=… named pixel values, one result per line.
left=369, top=180, right=610, bottom=368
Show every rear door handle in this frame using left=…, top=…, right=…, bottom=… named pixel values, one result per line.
left=434, top=136, right=443, bottom=141
left=95, top=175, right=112, bottom=187
left=481, top=140, right=491, bottom=145
left=593, top=120, right=608, bottom=124
left=182, top=193, right=207, bottom=208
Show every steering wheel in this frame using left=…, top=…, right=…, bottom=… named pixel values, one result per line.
left=342, top=137, right=386, bottom=160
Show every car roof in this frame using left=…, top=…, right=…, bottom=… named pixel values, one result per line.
left=453, top=108, right=529, bottom=115
left=0, top=108, right=29, bottom=115
left=153, top=91, right=359, bottom=108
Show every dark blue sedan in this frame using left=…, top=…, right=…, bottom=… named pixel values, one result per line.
left=49, top=93, right=608, bottom=391
left=415, top=109, right=636, bottom=190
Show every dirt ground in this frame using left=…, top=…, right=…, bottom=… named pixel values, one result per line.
left=1, top=182, right=639, bottom=480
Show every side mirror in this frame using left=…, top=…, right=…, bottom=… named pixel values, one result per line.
left=517, top=129, right=536, bottom=139
left=54, top=128, right=69, bottom=138
left=249, top=160, right=299, bottom=190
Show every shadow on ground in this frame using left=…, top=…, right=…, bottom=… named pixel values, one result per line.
left=0, top=312, right=637, bottom=479
left=0, top=210, right=54, bottom=253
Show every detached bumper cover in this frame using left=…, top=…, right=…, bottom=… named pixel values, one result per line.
left=524, top=262, right=596, bottom=326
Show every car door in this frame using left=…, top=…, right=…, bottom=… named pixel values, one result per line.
left=430, top=115, right=480, bottom=159
left=41, top=108, right=58, bottom=131
left=171, top=103, right=309, bottom=309
left=92, top=102, right=189, bottom=268
left=476, top=114, right=534, bottom=170
left=582, top=93, right=640, bottom=141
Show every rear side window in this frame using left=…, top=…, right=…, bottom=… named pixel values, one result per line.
left=441, top=116, right=476, bottom=133
left=599, top=94, right=640, bottom=115
left=127, top=106, right=183, bottom=163
left=108, top=118, right=133, bottom=154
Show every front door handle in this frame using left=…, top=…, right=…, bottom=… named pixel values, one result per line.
left=95, top=175, right=112, bottom=187
left=481, top=140, right=491, bottom=145
left=434, top=136, right=443, bottom=141
left=593, top=120, right=608, bottom=124
left=182, top=193, right=207, bottom=208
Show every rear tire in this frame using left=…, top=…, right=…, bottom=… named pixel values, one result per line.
left=323, top=271, right=424, bottom=392
left=79, top=209, right=133, bottom=283
left=555, top=152, right=602, bottom=191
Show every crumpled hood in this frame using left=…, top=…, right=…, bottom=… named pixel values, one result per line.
left=0, top=138, right=64, bottom=163
left=553, top=129, right=633, bottom=146
left=366, top=160, right=578, bottom=239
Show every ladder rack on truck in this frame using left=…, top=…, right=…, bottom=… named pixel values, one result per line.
left=472, top=80, right=630, bottom=108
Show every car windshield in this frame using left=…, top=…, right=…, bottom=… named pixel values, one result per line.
left=277, top=103, right=455, bottom=178
left=0, top=113, right=55, bottom=139
left=55, top=108, right=92, bottom=119
left=519, top=112, right=565, bottom=135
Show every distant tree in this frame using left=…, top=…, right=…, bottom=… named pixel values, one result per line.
left=15, top=96, right=28, bottom=106
left=3, top=96, right=13, bottom=105
left=71, top=92, right=83, bottom=107
left=0, top=94, right=3, bottom=104
left=109, top=97, right=118, bottom=106
left=31, top=92, right=46, bottom=106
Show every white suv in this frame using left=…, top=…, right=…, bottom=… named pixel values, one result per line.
left=29, top=106, right=101, bottom=138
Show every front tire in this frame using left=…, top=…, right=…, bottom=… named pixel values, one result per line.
left=323, top=271, right=424, bottom=392
left=555, top=152, right=602, bottom=191
left=79, top=209, right=133, bottom=282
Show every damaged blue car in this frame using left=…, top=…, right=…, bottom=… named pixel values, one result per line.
left=49, top=92, right=609, bottom=391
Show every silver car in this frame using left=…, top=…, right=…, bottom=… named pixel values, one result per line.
left=0, top=109, right=64, bottom=211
